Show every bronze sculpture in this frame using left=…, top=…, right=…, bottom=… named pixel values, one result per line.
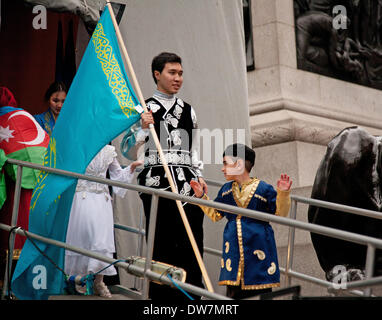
left=308, top=127, right=382, bottom=282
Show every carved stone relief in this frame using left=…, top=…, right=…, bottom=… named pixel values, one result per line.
left=294, top=0, right=382, bottom=90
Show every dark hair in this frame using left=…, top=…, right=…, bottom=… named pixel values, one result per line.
left=223, top=143, right=256, bottom=173
left=44, top=81, right=67, bottom=101
left=151, top=52, right=182, bottom=84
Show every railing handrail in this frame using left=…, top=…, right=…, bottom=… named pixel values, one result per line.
left=204, top=178, right=382, bottom=221
left=9, top=158, right=382, bottom=221
left=3, top=157, right=382, bottom=298
left=0, top=222, right=230, bottom=300
left=6, top=158, right=382, bottom=249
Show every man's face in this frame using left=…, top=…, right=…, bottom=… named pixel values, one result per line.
left=155, top=62, right=183, bottom=95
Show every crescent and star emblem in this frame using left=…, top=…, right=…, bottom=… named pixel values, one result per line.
left=6, top=110, right=47, bottom=146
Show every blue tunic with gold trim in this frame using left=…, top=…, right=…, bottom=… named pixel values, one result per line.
left=200, top=178, right=290, bottom=290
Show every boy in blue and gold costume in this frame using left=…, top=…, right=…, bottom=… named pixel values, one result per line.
left=190, top=143, right=292, bottom=299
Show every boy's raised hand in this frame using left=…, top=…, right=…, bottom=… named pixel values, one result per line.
left=277, top=173, right=292, bottom=191
left=190, top=179, right=204, bottom=198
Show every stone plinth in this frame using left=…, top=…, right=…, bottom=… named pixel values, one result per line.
left=248, top=0, right=382, bottom=247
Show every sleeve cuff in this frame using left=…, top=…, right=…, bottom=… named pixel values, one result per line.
left=276, top=188, right=290, bottom=197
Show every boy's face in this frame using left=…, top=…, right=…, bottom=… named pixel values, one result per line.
left=221, top=156, right=245, bottom=180
left=155, top=62, right=183, bottom=95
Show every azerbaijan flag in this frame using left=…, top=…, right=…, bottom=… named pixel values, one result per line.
left=0, top=106, right=49, bottom=208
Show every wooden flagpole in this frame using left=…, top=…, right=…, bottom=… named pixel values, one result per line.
left=105, top=2, right=214, bottom=293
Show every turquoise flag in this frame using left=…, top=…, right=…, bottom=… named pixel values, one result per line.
left=11, top=6, right=141, bottom=300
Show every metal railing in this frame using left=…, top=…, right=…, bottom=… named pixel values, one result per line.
left=1, top=158, right=382, bottom=299
left=0, top=158, right=231, bottom=300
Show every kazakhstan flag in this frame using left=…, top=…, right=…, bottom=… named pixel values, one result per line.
left=11, top=6, right=141, bottom=300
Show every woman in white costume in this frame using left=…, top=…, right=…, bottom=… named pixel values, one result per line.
left=65, top=144, right=142, bottom=298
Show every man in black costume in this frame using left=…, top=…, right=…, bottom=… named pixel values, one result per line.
left=121, top=52, right=207, bottom=300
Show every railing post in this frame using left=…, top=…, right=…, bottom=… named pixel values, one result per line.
left=141, top=194, right=159, bottom=300
left=285, top=199, right=297, bottom=288
left=132, top=205, right=146, bottom=291
left=1, top=165, right=23, bottom=300
left=137, top=205, right=145, bottom=258
left=363, top=244, right=375, bottom=297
